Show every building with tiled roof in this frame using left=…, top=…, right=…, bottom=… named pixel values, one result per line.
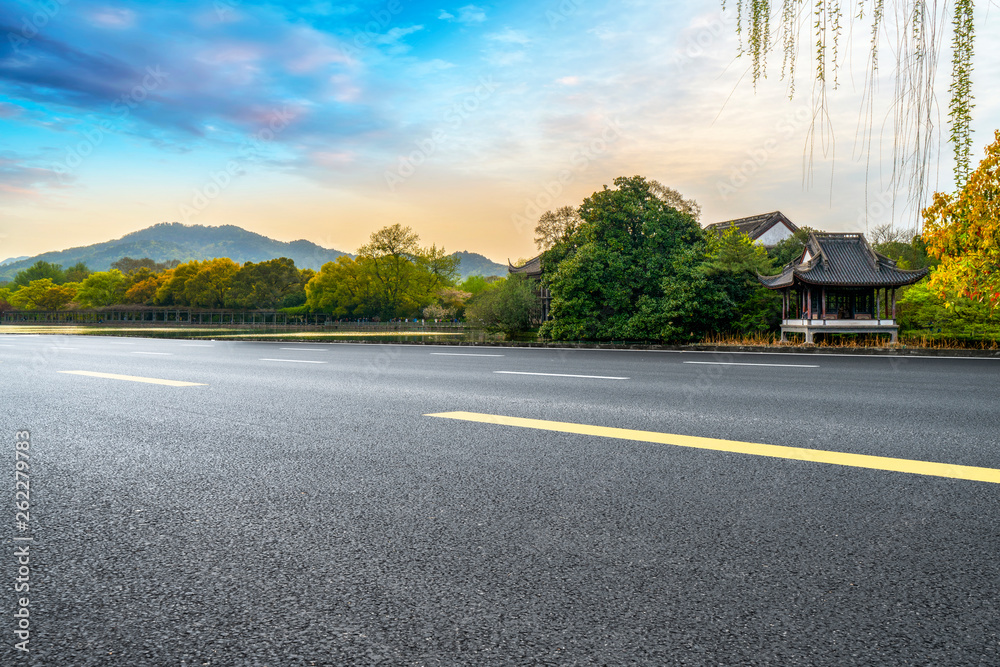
left=705, top=211, right=799, bottom=247
left=508, top=255, right=550, bottom=321
left=759, top=232, right=928, bottom=343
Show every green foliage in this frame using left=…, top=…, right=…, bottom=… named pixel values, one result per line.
left=465, top=275, right=539, bottom=337
left=540, top=176, right=705, bottom=340
left=705, top=226, right=774, bottom=275
left=9, top=279, right=77, bottom=309
left=305, top=225, right=461, bottom=319
left=897, top=280, right=998, bottom=334
left=14, top=261, right=65, bottom=286
left=184, top=258, right=240, bottom=308
left=228, top=258, right=306, bottom=309
left=305, top=256, right=378, bottom=318
left=949, top=0, right=975, bottom=185
left=767, top=226, right=815, bottom=268
left=64, top=262, right=91, bottom=283
left=75, top=270, right=128, bottom=308
left=111, top=257, right=179, bottom=274
left=459, top=275, right=491, bottom=296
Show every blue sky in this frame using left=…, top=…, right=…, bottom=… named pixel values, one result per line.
left=1, top=0, right=998, bottom=262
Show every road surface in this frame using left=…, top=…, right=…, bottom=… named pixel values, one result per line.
left=2, top=334, right=998, bottom=665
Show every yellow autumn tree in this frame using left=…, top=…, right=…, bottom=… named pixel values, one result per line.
left=922, top=130, right=1000, bottom=308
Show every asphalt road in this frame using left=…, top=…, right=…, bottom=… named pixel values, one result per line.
left=2, top=334, right=999, bottom=666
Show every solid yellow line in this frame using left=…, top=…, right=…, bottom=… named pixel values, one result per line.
left=59, top=371, right=206, bottom=387
left=425, top=411, right=1000, bottom=484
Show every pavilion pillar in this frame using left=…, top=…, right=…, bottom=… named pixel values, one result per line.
left=821, top=287, right=826, bottom=318
left=806, top=288, right=812, bottom=321
left=891, top=289, right=897, bottom=319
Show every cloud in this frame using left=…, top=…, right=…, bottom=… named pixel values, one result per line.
left=488, top=28, right=530, bottom=45
left=374, top=25, right=425, bottom=54
left=87, top=7, right=137, bottom=29
left=439, top=5, right=487, bottom=24
left=0, top=155, right=72, bottom=198
left=556, top=76, right=580, bottom=86
left=407, top=58, right=455, bottom=77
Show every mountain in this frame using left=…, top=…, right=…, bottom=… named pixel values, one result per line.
left=0, top=223, right=349, bottom=281
left=452, top=251, right=507, bottom=280
left=0, top=222, right=511, bottom=283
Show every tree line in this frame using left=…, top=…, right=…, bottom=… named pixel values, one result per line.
left=0, top=225, right=506, bottom=321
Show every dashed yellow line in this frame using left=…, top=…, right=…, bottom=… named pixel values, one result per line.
left=58, top=371, right=206, bottom=387
left=425, top=411, right=1000, bottom=484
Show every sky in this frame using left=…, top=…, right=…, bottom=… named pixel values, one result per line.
left=1, top=0, right=998, bottom=264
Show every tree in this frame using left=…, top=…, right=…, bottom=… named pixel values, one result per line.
left=869, top=225, right=936, bottom=270
left=228, top=258, right=305, bottom=309
left=75, top=270, right=128, bottom=307
left=64, top=262, right=91, bottom=283
left=767, top=226, right=816, bottom=268
left=124, top=277, right=161, bottom=304
left=704, top=227, right=781, bottom=335
left=922, top=130, right=1000, bottom=308
left=357, top=224, right=421, bottom=318
left=112, top=257, right=181, bottom=274
left=155, top=260, right=204, bottom=305
left=465, top=275, right=539, bottom=337
left=305, top=256, right=378, bottom=317
left=648, top=180, right=701, bottom=220
left=459, top=275, right=492, bottom=296
left=9, top=279, right=76, bottom=310
left=13, top=261, right=65, bottom=286
left=540, top=176, right=704, bottom=340
left=534, top=206, right=582, bottom=251
left=727, top=1, right=978, bottom=211
left=184, top=258, right=240, bottom=308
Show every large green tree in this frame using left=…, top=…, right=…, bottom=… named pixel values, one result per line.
left=75, top=270, right=128, bottom=308
left=228, top=258, right=308, bottom=309
left=540, top=176, right=705, bottom=340
left=465, top=275, right=539, bottom=337
left=13, top=261, right=65, bottom=286
left=9, top=279, right=77, bottom=310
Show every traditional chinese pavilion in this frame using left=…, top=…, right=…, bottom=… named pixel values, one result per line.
left=507, top=255, right=551, bottom=321
left=758, top=232, right=929, bottom=343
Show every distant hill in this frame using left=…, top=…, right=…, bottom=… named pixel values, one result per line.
left=0, top=222, right=511, bottom=283
left=0, top=223, right=349, bottom=281
left=452, top=251, right=507, bottom=280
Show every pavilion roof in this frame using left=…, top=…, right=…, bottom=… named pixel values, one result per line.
left=508, top=254, right=542, bottom=277
left=759, top=232, right=929, bottom=288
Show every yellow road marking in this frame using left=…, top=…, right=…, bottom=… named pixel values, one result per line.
left=58, top=371, right=206, bottom=387
left=425, top=411, right=1000, bottom=484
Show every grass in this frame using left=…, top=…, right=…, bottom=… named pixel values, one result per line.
left=700, top=331, right=1000, bottom=350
